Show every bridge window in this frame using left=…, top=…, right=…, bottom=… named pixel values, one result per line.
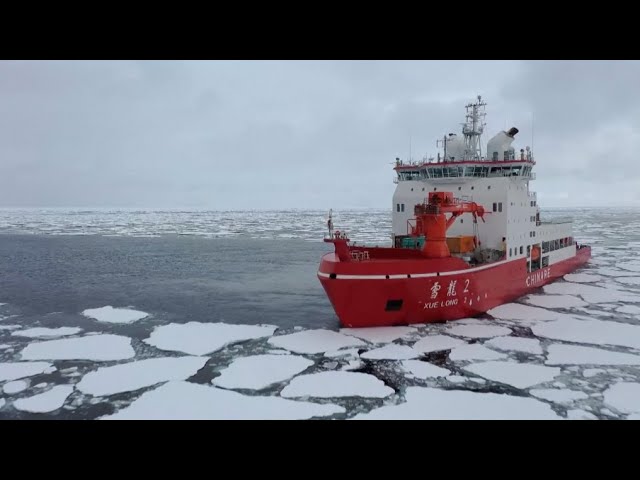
left=401, top=204, right=405, bottom=213
left=520, top=246, right=523, bottom=255
left=493, top=202, right=497, bottom=212
left=498, top=202, right=503, bottom=212
left=396, top=204, right=400, bottom=212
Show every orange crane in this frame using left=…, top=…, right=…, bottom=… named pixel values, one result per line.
left=411, top=192, right=487, bottom=258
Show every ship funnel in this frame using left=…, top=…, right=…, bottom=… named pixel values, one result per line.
left=487, top=129, right=518, bottom=161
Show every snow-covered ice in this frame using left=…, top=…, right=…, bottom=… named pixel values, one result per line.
left=13, top=385, right=74, bottom=413
left=82, top=306, right=149, bottom=324
left=563, top=273, right=602, bottom=283
left=532, top=318, right=640, bottom=350
left=0, top=362, right=54, bottom=382
left=340, top=326, right=416, bottom=344
left=20, top=334, right=134, bottom=361
left=12, top=327, right=82, bottom=338
left=603, top=382, right=640, bottom=414
left=616, top=305, right=640, bottom=315
left=484, top=336, right=543, bottom=355
left=268, top=329, right=364, bottom=354
left=446, top=324, right=511, bottom=339
left=102, top=381, right=345, bottom=420
left=583, top=368, right=606, bottom=378
left=614, top=277, right=640, bottom=286
left=2, top=380, right=29, bottom=394
left=352, top=387, right=560, bottom=420
left=76, top=357, right=209, bottom=396
left=566, top=409, right=597, bottom=420
left=449, top=344, right=508, bottom=361
left=446, top=376, right=468, bottom=384
left=324, top=348, right=360, bottom=358
left=487, top=303, right=567, bottom=323
left=546, top=344, right=640, bottom=366
left=360, top=344, right=419, bottom=360
left=401, top=360, right=450, bottom=379
left=280, top=371, right=394, bottom=399
left=145, top=322, right=277, bottom=355
left=543, top=282, right=637, bottom=303
left=464, top=361, right=561, bottom=389
left=212, top=354, right=314, bottom=390
left=523, top=294, right=587, bottom=309
left=529, top=388, right=589, bottom=403
left=412, top=335, right=466, bottom=353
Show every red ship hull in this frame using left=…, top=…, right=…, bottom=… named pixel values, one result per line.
left=318, top=246, right=591, bottom=328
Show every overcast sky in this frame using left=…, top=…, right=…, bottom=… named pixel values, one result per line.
left=1, top=60, right=639, bottom=209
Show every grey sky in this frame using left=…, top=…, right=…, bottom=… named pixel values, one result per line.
left=1, top=60, right=639, bottom=209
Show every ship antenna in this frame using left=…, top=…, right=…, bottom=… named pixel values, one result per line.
left=531, top=111, right=534, bottom=156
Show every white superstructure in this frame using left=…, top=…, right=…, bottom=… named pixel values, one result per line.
left=392, top=96, right=575, bottom=272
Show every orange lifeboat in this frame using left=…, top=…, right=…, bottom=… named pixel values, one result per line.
left=531, top=245, right=541, bottom=261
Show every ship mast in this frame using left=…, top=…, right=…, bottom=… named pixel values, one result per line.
left=461, top=95, right=487, bottom=160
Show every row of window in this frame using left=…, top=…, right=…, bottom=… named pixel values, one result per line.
left=492, top=202, right=503, bottom=213
left=397, top=165, right=534, bottom=181
left=509, top=246, right=524, bottom=257
left=542, top=237, right=573, bottom=253
left=396, top=203, right=406, bottom=213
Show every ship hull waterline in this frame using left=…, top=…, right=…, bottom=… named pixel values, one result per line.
left=318, top=247, right=591, bottom=328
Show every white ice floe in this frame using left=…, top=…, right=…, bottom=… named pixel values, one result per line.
left=2, top=380, right=29, bottom=394
left=532, top=318, right=640, bottom=350
left=616, top=305, right=640, bottom=315
left=267, top=349, right=290, bottom=355
left=280, top=371, right=393, bottom=399
left=340, top=326, right=416, bottom=344
left=0, top=344, right=11, bottom=350
left=76, top=356, right=209, bottom=396
left=146, top=322, right=277, bottom=356
left=566, top=409, right=597, bottom=420
left=449, top=344, right=508, bottom=361
left=12, top=327, right=82, bottom=339
left=485, top=336, right=543, bottom=355
left=523, top=294, right=587, bottom=309
left=82, top=306, right=149, bottom=324
left=576, top=308, right=614, bottom=318
left=102, top=381, right=344, bottom=420
left=452, top=318, right=487, bottom=325
left=530, top=388, right=589, bottom=403
left=20, top=334, right=134, bottom=361
left=597, top=267, right=638, bottom=277
left=447, top=324, right=511, bottom=339
left=412, top=335, right=466, bottom=353
left=268, top=329, right=364, bottom=355
left=0, top=398, right=4, bottom=408
left=342, top=360, right=363, bottom=371
left=0, top=325, right=21, bottom=330
left=447, top=376, right=468, bottom=384
left=352, top=387, right=560, bottom=420
left=628, top=414, right=640, bottom=420
left=401, top=360, right=450, bottom=379
left=563, top=273, right=602, bottom=283
left=324, top=348, right=360, bottom=358
left=212, top=354, right=314, bottom=390
left=604, top=382, right=640, bottom=414
left=583, top=368, right=606, bottom=377
left=0, top=362, right=54, bottom=382
left=546, top=344, right=640, bottom=366
left=543, top=282, right=637, bottom=303
left=618, top=261, right=640, bottom=273
left=360, top=344, right=419, bottom=360
left=488, top=303, right=568, bottom=324
left=614, top=277, right=640, bottom=286
left=13, top=385, right=74, bottom=413
left=464, top=361, right=561, bottom=389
